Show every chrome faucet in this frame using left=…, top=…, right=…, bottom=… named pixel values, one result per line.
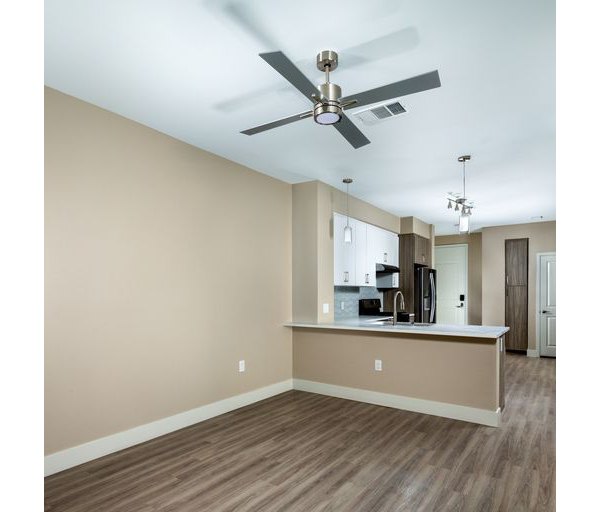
left=392, top=290, right=405, bottom=326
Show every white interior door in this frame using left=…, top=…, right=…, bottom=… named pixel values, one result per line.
left=538, top=253, right=556, bottom=357
left=434, top=244, right=468, bottom=325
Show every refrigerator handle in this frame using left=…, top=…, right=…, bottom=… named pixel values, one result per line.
left=430, top=272, right=436, bottom=323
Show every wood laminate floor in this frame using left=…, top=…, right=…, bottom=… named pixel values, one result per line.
left=45, top=354, right=555, bottom=511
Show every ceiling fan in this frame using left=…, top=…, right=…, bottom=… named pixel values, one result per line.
left=241, top=50, right=441, bottom=149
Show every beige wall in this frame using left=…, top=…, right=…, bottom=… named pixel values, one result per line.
left=435, top=233, right=483, bottom=325
left=400, top=216, right=431, bottom=239
left=45, top=88, right=293, bottom=454
left=481, top=221, right=556, bottom=350
left=293, top=329, right=498, bottom=410
left=292, top=182, right=318, bottom=323
left=329, top=183, right=400, bottom=233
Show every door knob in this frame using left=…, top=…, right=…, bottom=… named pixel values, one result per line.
left=456, top=304, right=464, bottom=308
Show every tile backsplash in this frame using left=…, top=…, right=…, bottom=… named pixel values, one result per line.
left=334, top=286, right=384, bottom=320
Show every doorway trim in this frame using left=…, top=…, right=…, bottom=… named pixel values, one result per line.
left=532, top=251, right=556, bottom=358
left=434, top=243, right=469, bottom=324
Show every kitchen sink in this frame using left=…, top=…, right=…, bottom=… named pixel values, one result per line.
left=372, top=319, right=433, bottom=327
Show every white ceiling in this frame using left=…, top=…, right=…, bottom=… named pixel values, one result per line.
left=45, top=0, right=555, bottom=235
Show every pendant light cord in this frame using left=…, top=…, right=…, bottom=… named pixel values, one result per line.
left=346, top=181, right=350, bottom=227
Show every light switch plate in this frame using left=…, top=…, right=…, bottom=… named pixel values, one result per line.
left=375, top=359, right=382, bottom=371
left=322, top=303, right=329, bottom=314
left=238, top=360, right=245, bottom=372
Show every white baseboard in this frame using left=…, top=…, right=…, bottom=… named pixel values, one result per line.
left=46, top=377, right=502, bottom=476
left=527, top=349, right=540, bottom=358
left=293, top=379, right=501, bottom=428
left=45, top=379, right=293, bottom=477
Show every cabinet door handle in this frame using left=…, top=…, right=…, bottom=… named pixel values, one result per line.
left=343, top=271, right=349, bottom=283
left=383, top=252, right=388, bottom=263
left=365, top=273, right=369, bottom=284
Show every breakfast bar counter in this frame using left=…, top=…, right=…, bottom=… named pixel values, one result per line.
left=286, top=319, right=509, bottom=427
left=285, top=317, right=509, bottom=339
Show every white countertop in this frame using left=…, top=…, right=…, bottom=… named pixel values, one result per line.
left=285, top=316, right=509, bottom=339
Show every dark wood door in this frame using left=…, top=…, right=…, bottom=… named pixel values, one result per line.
left=506, top=238, right=528, bottom=286
left=505, top=239, right=528, bottom=351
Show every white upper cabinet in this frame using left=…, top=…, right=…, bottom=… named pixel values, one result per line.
left=355, top=221, right=377, bottom=287
left=333, top=213, right=356, bottom=286
left=367, top=224, right=399, bottom=267
left=384, top=229, right=399, bottom=267
left=334, top=213, right=398, bottom=287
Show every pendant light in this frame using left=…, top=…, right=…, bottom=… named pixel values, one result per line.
left=342, top=178, right=353, bottom=243
left=446, top=155, right=474, bottom=234
left=458, top=155, right=470, bottom=234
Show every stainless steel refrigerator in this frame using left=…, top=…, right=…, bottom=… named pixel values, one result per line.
left=415, top=264, right=437, bottom=323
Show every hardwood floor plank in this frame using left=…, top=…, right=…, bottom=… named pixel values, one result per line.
left=46, top=354, right=555, bottom=511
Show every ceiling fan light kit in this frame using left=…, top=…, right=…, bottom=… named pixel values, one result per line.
left=241, top=49, right=441, bottom=148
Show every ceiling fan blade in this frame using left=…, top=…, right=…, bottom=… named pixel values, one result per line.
left=342, top=27, right=420, bottom=66
left=341, top=70, right=441, bottom=110
left=292, top=28, right=420, bottom=72
left=222, top=1, right=279, bottom=50
left=333, top=116, right=370, bottom=149
left=241, top=110, right=313, bottom=135
left=259, top=51, right=320, bottom=102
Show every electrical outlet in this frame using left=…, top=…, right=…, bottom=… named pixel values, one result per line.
left=374, top=359, right=382, bottom=372
left=238, top=360, right=245, bottom=373
left=341, top=301, right=345, bottom=310
left=322, top=303, right=329, bottom=314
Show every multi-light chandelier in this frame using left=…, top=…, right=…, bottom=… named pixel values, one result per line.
left=446, top=155, right=474, bottom=234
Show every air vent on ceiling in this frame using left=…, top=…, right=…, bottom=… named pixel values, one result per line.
left=352, top=102, right=407, bottom=126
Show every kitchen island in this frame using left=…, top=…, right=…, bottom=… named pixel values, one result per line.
left=286, top=318, right=509, bottom=427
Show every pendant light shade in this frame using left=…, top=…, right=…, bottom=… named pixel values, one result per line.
left=459, top=212, right=470, bottom=234
left=344, top=224, right=352, bottom=243
left=342, top=178, right=353, bottom=244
